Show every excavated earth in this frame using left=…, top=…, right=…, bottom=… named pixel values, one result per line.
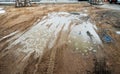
left=0, top=3, right=120, bottom=74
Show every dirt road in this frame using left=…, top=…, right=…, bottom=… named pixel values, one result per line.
left=0, top=3, right=120, bottom=74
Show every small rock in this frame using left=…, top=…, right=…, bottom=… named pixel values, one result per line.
left=93, top=50, right=97, bottom=53
left=89, top=47, right=93, bottom=51
left=68, top=40, right=71, bottom=43
left=76, top=48, right=79, bottom=50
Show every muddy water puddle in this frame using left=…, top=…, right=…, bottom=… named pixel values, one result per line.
left=68, top=34, right=98, bottom=56
left=6, top=11, right=102, bottom=57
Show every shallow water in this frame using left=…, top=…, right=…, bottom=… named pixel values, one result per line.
left=5, top=12, right=102, bottom=64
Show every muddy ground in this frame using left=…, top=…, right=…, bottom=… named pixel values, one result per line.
left=0, top=2, right=120, bottom=74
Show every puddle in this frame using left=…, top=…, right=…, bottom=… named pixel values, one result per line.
left=0, top=8, right=5, bottom=14
left=116, top=31, right=120, bottom=35
left=7, top=12, right=102, bottom=59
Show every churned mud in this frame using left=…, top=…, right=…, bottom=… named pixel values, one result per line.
left=0, top=3, right=120, bottom=74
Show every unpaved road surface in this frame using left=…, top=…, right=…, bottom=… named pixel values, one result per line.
left=0, top=3, right=120, bottom=74
left=97, top=3, right=120, bottom=11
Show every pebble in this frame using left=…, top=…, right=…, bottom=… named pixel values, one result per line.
left=93, top=50, right=97, bottom=53
left=68, top=40, right=71, bottom=43
left=76, top=48, right=79, bottom=50
left=89, top=47, right=93, bottom=51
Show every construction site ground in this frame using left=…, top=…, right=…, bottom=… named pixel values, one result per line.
left=0, top=2, right=120, bottom=74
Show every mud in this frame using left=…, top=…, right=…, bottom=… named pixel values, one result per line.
left=0, top=3, right=120, bottom=74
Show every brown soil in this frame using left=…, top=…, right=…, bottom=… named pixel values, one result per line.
left=0, top=2, right=120, bottom=74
